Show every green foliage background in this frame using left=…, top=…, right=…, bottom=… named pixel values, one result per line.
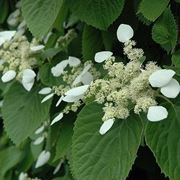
left=0, top=0, right=180, bottom=179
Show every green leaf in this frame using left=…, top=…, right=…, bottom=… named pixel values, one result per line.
left=21, top=0, right=63, bottom=38
left=172, top=50, right=180, bottom=67
left=54, top=118, right=74, bottom=161
left=138, top=0, right=169, bottom=21
left=65, top=0, right=125, bottom=30
left=145, top=103, right=180, bottom=180
left=0, top=146, right=23, bottom=178
left=2, top=83, right=51, bottom=145
left=82, top=25, right=104, bottom=60
left=0, top=0, right=9, bottom=23
left=152, top=8, right=177, bottom=53
left=71, top=103, right=143, bottom=180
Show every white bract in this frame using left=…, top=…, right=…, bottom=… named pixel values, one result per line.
left=63, top=85, right=89, bottom=102
left=1, top=70, right=16, bottom=82
left=149, top=69, right=180, bottom=98
left=19, top=172, right=28, bottom=180
left=35, top=150, right=51, bottom=168
left=56, top=96, right=64, bottom=107
left=117, top=24, right=134, bottom=43
left=51, top=112, right=63, bottom=125
left=41, top=93, right=54, bottom=103
left=0, top=31, right=16, bottom=46
left=99, top=118, right=115, bottom=135
left=68, top=56, right=81, bottom=67
left=51, top=60, right=69, bottom=77
left=39, top=87, right=52, bottom=95
left=33, top=136, right=45, bottom=145
left=72, top=64, right=92, bottom=86
left=35, top=125, right=45, bottom=134
left=147, top=106, right=168, bottom=122
left=94, top=51, right=113, bottom=63
left=149, top=69, right=175, bottom=88
left=21, top=69, right=36, bottom=91
left=30, top=45, right=45, bottom=53
left=160, top=79, right=180, bottom=98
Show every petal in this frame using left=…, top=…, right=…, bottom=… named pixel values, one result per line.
left=65, top=85, right=89, bottom=96
left=0, top=37, right=5, bottom=46
left=149, top=69, right=175, bottom=88
left=147, top=106, right=168, bottom=122
left=62, top=94, right=83, bottom=103
left=33, top=136, right=45, bottom=145
left=19, top=172, right=28, bottom=180
left=56, top=96, right=64, bottom=107
left=51, top=60, right=68, bottom=77
left=35, top=126, right=45, bottom=134
left=51, top=112, right=63, bottom=125
left=41, top=93, right=54, bottom=103
left=30, top=45, right=45, bottom=52
left=117, top=24, right=134, bottom=43
left=22, top=80, right=34, bottom=91
left=160, top=78, right=180, bottom=98
left=53, top=160, right=63, bottom=175
left=68, top=56, right=81, bottom=67
left=94, top=51, right=113, bottom=63
left=38, top=87, right=52, bottom=95
left=35, top=150, right=51, bottom=168
left=0, top=30, right=16, bottom=42
left=99, top=118, right=115, bottom=135
left=1, top=70, right=16, bottom=82
left=22, top=69, right=36, bottom=83
left=81, top=71, right=93, bottom=85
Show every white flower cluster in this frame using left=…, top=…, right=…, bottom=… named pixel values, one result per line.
left=88, top=24, right=180, bottom=135
left=19, top=172, right=41, bottom=180
left=0, top=31, right=44, bottom=91
left=39, top=57, right=99, bottom=125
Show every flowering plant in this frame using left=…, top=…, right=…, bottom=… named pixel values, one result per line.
left=0, top=0, right=180, bottom=180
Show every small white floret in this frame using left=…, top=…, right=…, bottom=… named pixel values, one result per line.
left=117, top=24, right=134, bottom=43
left=147, top=106, right=168, bottom=122
left=99, top=118, right=115, bottom=135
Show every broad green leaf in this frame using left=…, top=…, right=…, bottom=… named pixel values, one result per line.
left=65, top=0, right=125, bottom=30
left=2, top=83, right=51, bottom=145
left=152, top=8, right=177, bottom=53
left=138, top=0, right=169, bottom=21
left=145, top=103, right=180, bottom=180
left=82, top=25, right=104, bottom=60
left=172, top=50, right=180, bottom=67
left=175, top=0, right=180, bottom=2
left=0, top=146, right=23, bottom=178
left=54, top=118, right=74, bottom=161
left=21, top=0, right=63, bottom=38
left=71, top=103, right=143, bottom=180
